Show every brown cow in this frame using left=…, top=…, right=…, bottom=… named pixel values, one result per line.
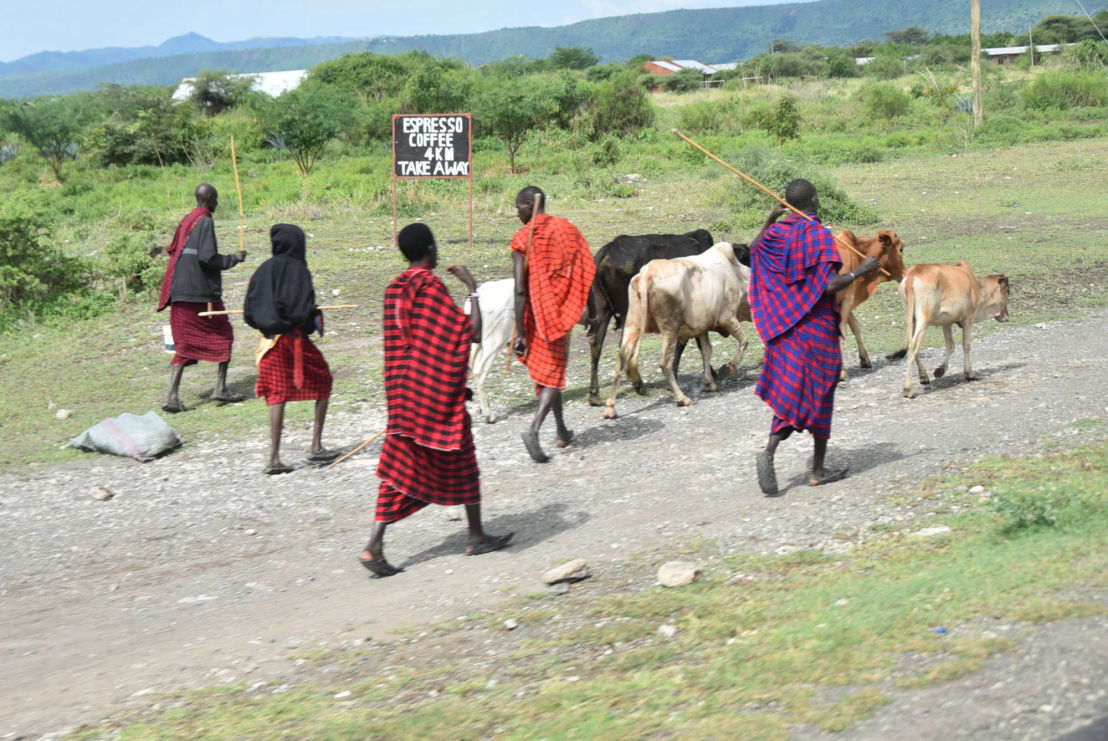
left=602, top=242, right=751, bottom=418
left=898, top=261, right=1010, bottom=398
left=835, top=228, right=907, bottom=379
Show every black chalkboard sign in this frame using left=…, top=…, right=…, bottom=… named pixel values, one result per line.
left=393, top=114, right=472, bottom=178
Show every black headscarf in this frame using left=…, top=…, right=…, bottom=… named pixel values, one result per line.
left=243, top=224, right=319, bottom=337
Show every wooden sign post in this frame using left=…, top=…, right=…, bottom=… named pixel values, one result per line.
left=392, top=113, right=473, bottom=249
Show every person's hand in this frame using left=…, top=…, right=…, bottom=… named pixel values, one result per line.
left=513, top=337, right=527, bottom=358
left=857, top=256, right=881, bottom=276
left=446, top=264, right=476, bottom=292
left=769, top=203, right=789, bottom=221
left=236, top=251, right=247, bottom=264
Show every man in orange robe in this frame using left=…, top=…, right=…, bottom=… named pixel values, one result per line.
left=511, top=186, right=596, bottom=463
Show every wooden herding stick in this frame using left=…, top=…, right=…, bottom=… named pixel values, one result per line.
left=670, top=129, right=889, bottom=277
left=328, top=428, right=386, bottom=468
left=199, top=304, right=358, bottom=317
left=231, top=134, right=246, bottom=267
left=505, top=191, right=542, bottom=377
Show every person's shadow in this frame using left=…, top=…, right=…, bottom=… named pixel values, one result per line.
left=396, top=501, right=589, bottom=569
left=774, top=441, right=917, bottom=496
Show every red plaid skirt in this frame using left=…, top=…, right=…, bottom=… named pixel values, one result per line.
left=170, top=301, right=234, bottom=366
left=256, top=334, right=332, bottom=405
left=521, top=321, right=570, bottom=392
left=375, top=432, right=480, bottom=523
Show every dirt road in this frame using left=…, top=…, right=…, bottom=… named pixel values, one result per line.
left=1, top=311, right=1105, bottom=739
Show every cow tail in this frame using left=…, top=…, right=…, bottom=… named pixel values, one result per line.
left=631, top=273, right=650, bottom=369
left=886, top=277, right=913, bottom=362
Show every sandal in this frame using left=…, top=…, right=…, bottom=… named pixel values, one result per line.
left=756, top=450, right=780, bottom=497
left=359, top=555, right=403, bottom=577
left=809, top=466, right=849, bottom=487
left=211, top=392, right=247, bottom=403
left=521, top=431, right=549, bottom=463
left=465, top=533, right=513, bottom=556
left=264, top=463, right=294, bottom=475
left=306, top=448, right=341, bottom=462
left=162, top=401, right=190, bottom=414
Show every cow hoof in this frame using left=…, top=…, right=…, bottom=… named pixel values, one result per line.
left=705, top=383, right=718, bottom=393
left=965, top=373, right=978, bottom=382
left=484, top=415, right=497, bottom=424
left=933, top=366, right=946, bottom=378
left=676, top=397, right=694, bottom=407
left=903, top=389, right=917, bottom=398
left=588, top=395, right=604, bottom=407
left=602, top=407, right=618, bottom=420
left=860, top=359, right=872, bottom=369
left=633, top=384, right=648, bottom=396
left=919, top=378, right=931, bottom=386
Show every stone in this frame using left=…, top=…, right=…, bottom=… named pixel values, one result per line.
left=548, top=582, right=570, bottom=596
left=658, top=623, right=678, bottom=639
left=92, top=486, right=114, bottom=501
left=503, top=618, right=519, bottom=630
left=912, top=525, right=953, bottom=538
left=543, top=558, right=591, bottom=585
left=55, top=409, right=72, bottom=420
left=657, top=561, right=700, bottom=588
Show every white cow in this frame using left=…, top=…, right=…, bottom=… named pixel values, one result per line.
left=465, top=278, right=515, bottom=423
left=603, top=242, right=752, bottom=418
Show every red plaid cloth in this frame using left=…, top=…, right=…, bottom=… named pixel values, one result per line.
left=376, top=266, right=479, bottom=520
left=375, top=434, right=480, bottom=522
left=157, top=207, right=210, bottom=312
left=754, top=263, right=842, bottom=440
left=255, top=332, right=332, bottom=405
left=750, top=212, right=841, bottom=341
left=511, top=213, right=595, bottom=390
left=169, top=301, right=234, bottom=366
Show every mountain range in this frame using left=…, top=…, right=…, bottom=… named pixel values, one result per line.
left=2, top=0, right=1105, bottom=99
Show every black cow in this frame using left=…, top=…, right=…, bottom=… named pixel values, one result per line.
left=585, top=230, right=750, bottom=405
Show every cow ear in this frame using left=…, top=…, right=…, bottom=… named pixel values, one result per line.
left=878, top=232, right=893, bottom=247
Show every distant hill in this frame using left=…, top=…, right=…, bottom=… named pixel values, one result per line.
left=2, top=0, right=1106, bottom=99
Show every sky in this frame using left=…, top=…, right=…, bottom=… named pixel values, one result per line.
left=0, top=0, right=800, bottom=62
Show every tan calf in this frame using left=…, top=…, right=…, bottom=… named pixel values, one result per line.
left=835, top=228, right=907, bottom=379
left=899, top=261, right=1010, bottom=398
left=603, top=242, right=751, bottom=418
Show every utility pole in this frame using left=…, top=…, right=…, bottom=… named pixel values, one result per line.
left=971, top=0, right=984, bottom=127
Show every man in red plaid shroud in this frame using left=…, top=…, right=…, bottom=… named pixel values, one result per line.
left=157, top=183, right=247, bottom=413
left=511, top=186, right=596, bottom=463
left=749, top=179, right=880, bottom=496
left=243, top=223, right=339, bottom=475
left=360, top=223, right=512, bottom=578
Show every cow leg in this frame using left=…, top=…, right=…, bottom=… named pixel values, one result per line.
left=934, top=325, right=955, bottom=379
left=715, top=318, right=748, bottom=381
left=696, top=333, right=717, bottom=392
left=961, top=322, right=977, bottom=381
left=471, top=345, right=495, bottom=424
left=660, top=332, right=694, bottom=406
left=848, top=312, right=871, bottom=368
left=588, top=308, right=611, bottom=406
left=627, top=332, right=646, bottom=395
left=903, top=318, right=930, bottom=398
left=603, top=326, right=636, bottom=419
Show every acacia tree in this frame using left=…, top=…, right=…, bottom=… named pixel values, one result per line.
left=263, top=84, right=353, bottom=176
left=476, top=76, right=556, bottom=173
left=2, top=98, right=84, bottom=182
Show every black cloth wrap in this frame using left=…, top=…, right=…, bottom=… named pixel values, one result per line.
left=243, top=223, right=320, bottom=338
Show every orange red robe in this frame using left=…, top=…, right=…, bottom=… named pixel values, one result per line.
left=511, top=213, right=596, bottom=391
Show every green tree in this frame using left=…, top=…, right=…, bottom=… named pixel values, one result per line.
left=769, top=94, right=801, bottom=141
left=402, top=62, right=474, bottom=114
left=885, top=26, right=930, bottom=45
left=188, top=69, right=256, bottom=116
left=0, top=211, right=88, bottom=317
left=476, top=76, right=555, bottom=174
left=548, top=46, right=600, bottom=70
left=310, top=51, right=415, bottom=102
left=2, top=98, right=84, bottom=182
left=262, top=83, right=355, bottom=176
left=666, top=68, right=704, bottom=93
left=583, top=71, right=654, bottom=141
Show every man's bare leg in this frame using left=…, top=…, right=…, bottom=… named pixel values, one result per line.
left=163, top=364, right=188, bottom=412
left=265, top=402, right=291, bottom=474
left=360, top=521, right=403, bottom=576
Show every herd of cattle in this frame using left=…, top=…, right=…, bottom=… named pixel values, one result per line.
left=467, top=228, right=1010, bottom=422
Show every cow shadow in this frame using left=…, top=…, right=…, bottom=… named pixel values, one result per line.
left=395, top=501, right=589, bottom=569
left=904, top=360, right=1027, bottom=395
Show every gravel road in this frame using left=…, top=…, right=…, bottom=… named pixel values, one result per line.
left=1, top=310, right=1105, bottom=739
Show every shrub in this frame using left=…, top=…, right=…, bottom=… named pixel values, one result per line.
left=1023, top=70, right=1108, bottom=110
left=863, top=56, right=907, bottom=80
left=861, top=82, right=911, bottom=120
left=768, top=95, right=801, bottom=141
left=583, top=71, right=654, bottom=141
left=0, top=211, right=90, bottom=321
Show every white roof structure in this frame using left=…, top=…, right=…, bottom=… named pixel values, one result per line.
left=172, top=69, right=308, bottom=101
left=648, top=60, right=737, bottom=74
left=986, top=44, right=1064, bottom=56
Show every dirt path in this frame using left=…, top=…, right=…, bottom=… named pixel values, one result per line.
left=1, top=311, right=1106, bottom=739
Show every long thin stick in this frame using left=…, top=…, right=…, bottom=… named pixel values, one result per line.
left=506, top=192, right=542, bottom=377
left=328, top=428, right=386, bottom=468
left=199, top=304, right=358, bottom=317
left=670, top=128, right=889, bottom=277
left=231, top=134, right=246, bottom=267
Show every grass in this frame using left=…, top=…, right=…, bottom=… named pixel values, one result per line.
left=71, top=424, right=1108, bottom=739
left=4, top=134, right=1106, bottom=467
